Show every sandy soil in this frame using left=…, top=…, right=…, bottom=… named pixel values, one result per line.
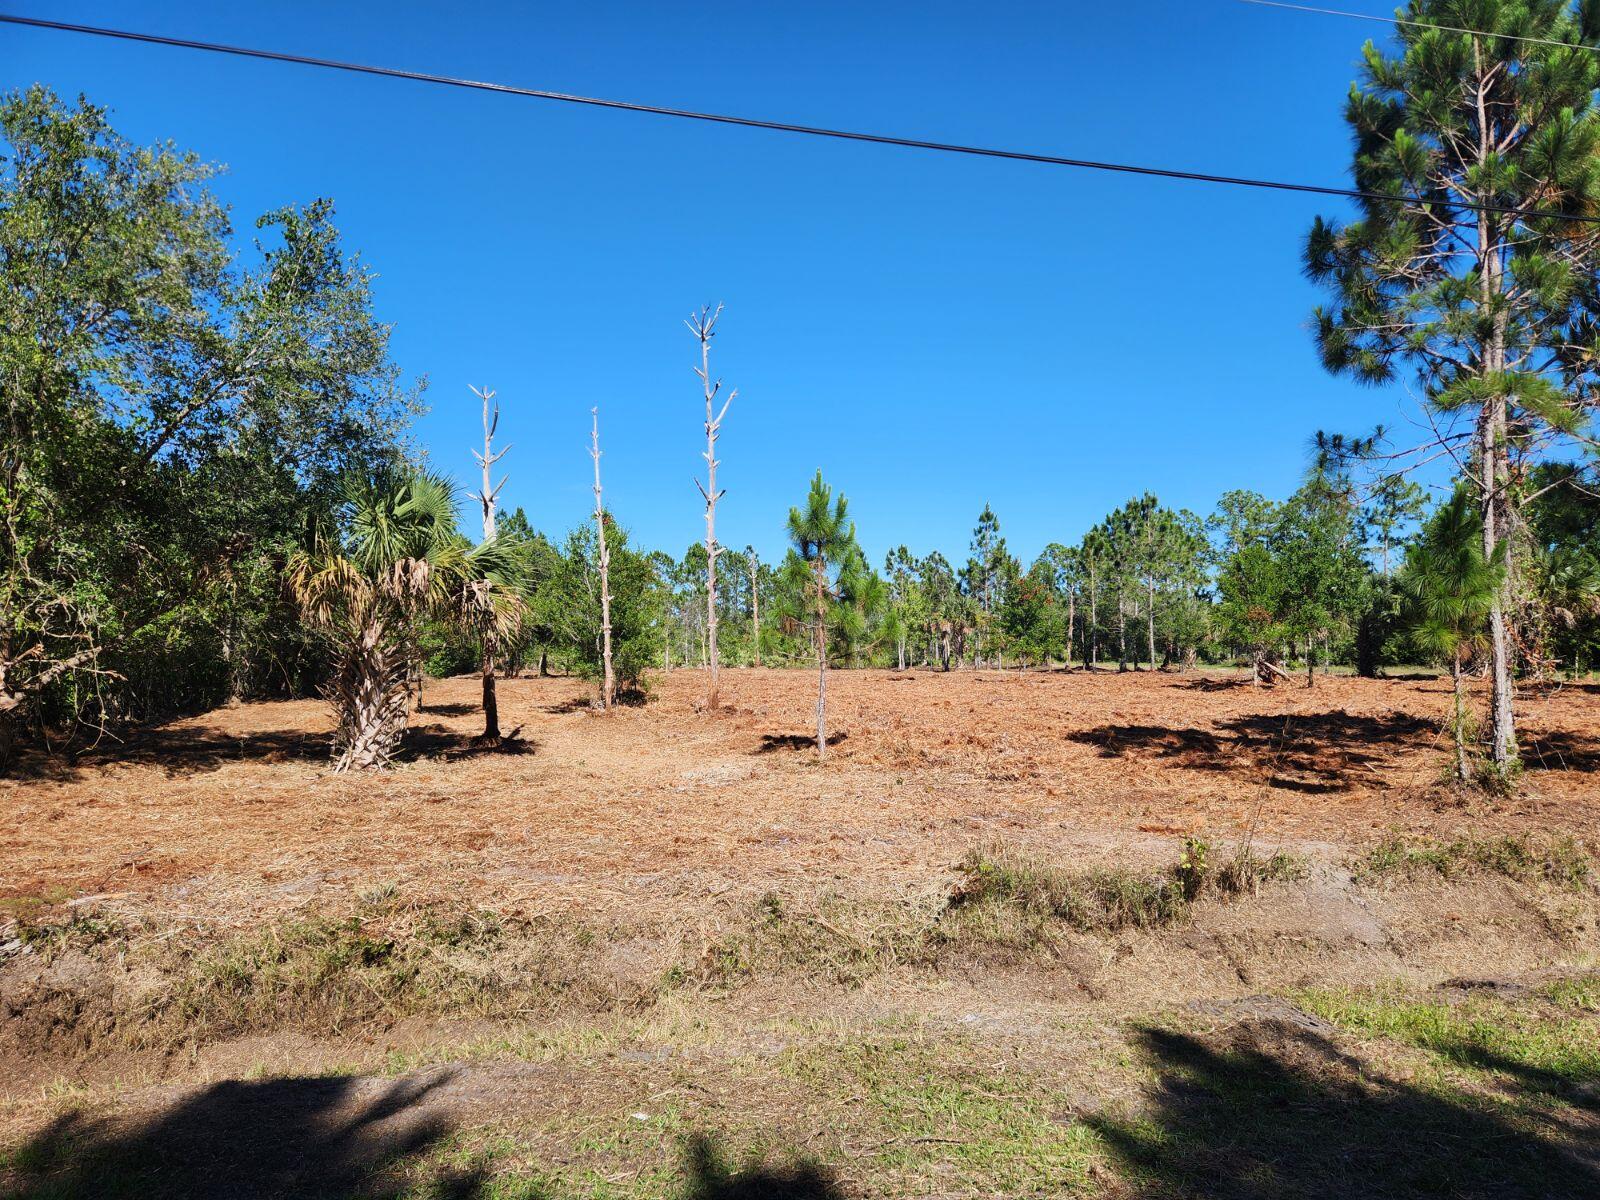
left=5, top=667, right=1597, bottom=924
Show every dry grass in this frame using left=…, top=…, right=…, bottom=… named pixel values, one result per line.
left=4, top=669, right=1597, bottom=935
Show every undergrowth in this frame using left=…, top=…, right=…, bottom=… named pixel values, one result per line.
left=1355, top=832, right=1594, bottom=889
left=683, top=838, right=1306, bottom=988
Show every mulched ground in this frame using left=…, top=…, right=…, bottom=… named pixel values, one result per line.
left=5, top=668, right=1598, bottom=923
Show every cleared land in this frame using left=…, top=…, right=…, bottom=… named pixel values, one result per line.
left=3, top=669, right=1599, bottom=1198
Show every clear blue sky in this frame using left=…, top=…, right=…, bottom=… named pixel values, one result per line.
left=7, top=0, right=1433, bottom=565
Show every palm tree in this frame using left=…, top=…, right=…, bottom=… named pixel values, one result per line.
left=787, top=471, right=855, bottom=759
left=1401, top=489, right=1507, bottom=784
left=288, top=468, right=469, bottom=771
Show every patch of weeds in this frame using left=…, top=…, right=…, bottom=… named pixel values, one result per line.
left=680, top=891, right=930, bottom=988
left=9, top=911, right=124, bottom=958
left=1176, top=837, right=1307, bottom=900
left=0, top=886, right=73, bottom=920
left=1298, top=985, right=1600, bottom=1094
left=948, top=843, right=1188, bottom=934
left=125, top=902, right=626, bottom=1047
left=1356, top=831, right=1594, bottom=889
left=1542, top=974, right=1600, bottom=1013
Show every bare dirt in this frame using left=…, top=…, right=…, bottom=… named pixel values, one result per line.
left=4, top=668, right=1597, bottom=925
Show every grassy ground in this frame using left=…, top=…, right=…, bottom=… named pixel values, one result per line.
left=4, top=971, right=1595, bottom=1198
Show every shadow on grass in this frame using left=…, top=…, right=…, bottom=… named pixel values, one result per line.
left=7, top=725, right=329, bottom=782
left=1088, top=1022, right=1599, bottom=1199
left=1, top=1074, right=844, bottom=1200
left=1067, top=711, right=1434, bottom=792
left=755, top=732, right=848, bottom=754
left=1, top=1071, right=475, bottom=1199
left=1521, top=729, right=1600, bottom=773
left=400, top=724, right=537, bottom=761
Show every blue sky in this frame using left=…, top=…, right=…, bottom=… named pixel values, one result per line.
left=6, top=0, right=1434, bottom=565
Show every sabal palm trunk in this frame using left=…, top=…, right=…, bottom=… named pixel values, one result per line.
left=332, top=628, right=413, bottom=771
left=481, top=629, right=500, bottom=741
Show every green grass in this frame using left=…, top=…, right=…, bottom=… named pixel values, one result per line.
left=1299, top=983, right=1600, bottom=1093
left=781, top=1035, right=1101, bottom=1196
left=1355, top=831, right=1594, bottom=888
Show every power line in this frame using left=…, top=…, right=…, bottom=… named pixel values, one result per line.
left=1238, top=0, right=1600, bottom=53
left=5, top=10, right=1600, bottom=225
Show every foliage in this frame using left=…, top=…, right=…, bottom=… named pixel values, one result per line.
left=288, top=469, right=481, bottom=769
left=0, top=86, right=415, bottom=761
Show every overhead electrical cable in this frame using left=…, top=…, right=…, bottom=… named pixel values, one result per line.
left=1238, top=0, right=1600, bottom=54
left=6, top=11, right=1600, bottom=224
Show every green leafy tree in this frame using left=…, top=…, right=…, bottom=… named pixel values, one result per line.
left=917, top=551, right=962, bottom=670
left=1277, top=485, right=1370, bottom=687
left=0, top=87, right=414, bottom=761
left=1306, top=1, right=1600, bottom=771
left=1216, top=543, right=1289, bottom=685
left=1078, top=528, right=1110, bottom=669
left=999, top=558, right=1059, bottom=667
left=1036, top=543, right=1080, bottom=667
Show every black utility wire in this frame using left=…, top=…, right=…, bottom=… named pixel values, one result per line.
left=1239, top=0, right=1598, bottom=54
left=6, top=10, right=1600, bottom=225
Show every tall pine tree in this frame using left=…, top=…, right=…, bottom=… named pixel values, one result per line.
left=1307, top=0, right=1600, bottom=776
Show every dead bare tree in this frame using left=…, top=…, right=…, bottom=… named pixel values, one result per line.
left=590, top=407, right=615, bottom=711
left=688, top=304, right=735, bottom=710
left=468, top=386, right=511, bottom=741
left=747, top=544, right=761, bottom=668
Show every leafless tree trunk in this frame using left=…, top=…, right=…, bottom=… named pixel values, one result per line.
left=1088, top=569, right=1099, bottom=669
left=749, top=546, right=761, bottom=667
left=1065, top=587, right=1076, bottom=670
left=689, top=305, right=735, bottom=710
left=1117, top=593, right=1129, bottom=672
left=813, top=557, right=829, bottom=758
left=590, top=408, right=614, bottom=711
left=469, top=385, right=511, bottom=741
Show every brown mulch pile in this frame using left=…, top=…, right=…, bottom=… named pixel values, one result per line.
left=4, top=669, right=1597, bottom=925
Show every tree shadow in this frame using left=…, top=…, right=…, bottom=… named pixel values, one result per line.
left=755, top=732, right=849, bottom=754
left=1521, top=729, right=1600, bottom=773
left=1066, top=725, right=1229, bottom=768
left=0, top=1076, right=846, bottom=1200
left=680, top=1132, right=844, bottom=1199
left=1086, top=1021, right=1599, bottom=1199
left=400, top=724, right=537, bottom=761
left=0, top=1071, right=481, bottom=1199
left=1068, top=712, right=1434, bottom=792
left=540, top=695, right=595, bottom=714
left=415, top=701, right=479, bottom=717
left=1175, top=676, right=1251, bottom=693
left=6, top=724, right=330, bottom=781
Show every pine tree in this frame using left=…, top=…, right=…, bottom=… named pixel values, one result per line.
left=1402, top=488, right=1507, bottom=782
left=1307, top=0, right=1600, bottom=773
left=787, top=471, right=856, bottom=758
